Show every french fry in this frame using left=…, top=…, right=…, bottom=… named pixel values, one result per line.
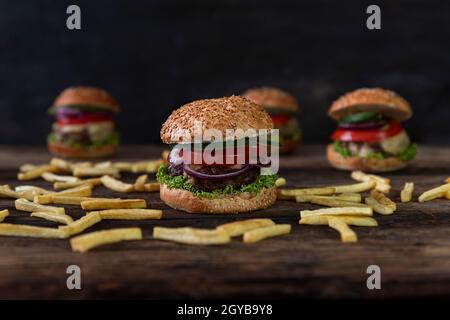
left=55, top=184, right=93, bottom=196
left=400, top=182, right=414, bottom=203
left=418, top=183, right=450, bottom=202
left=50, top=158, right=73, bottom=173
left=131, top=159, right=163, bottom=173
left=446, top=191, right=450, bottom=200
left=0, top=209, right=9, bottom=222
left=71, top=228, right=143, bottom=253
left=351, top=170, right=390, bottom=185
left=134, top=174, right=148, bottom=192
left=335, top=193, right=362, bottom=203
left=53, top=178, right=102, bottom=190
left=446, top=177, right=450, bottom=184
left=365, top=197, right=393, bottom=215
left=295, top=193, right=361, bottom=203
left=73, top=166, right=120, bottom=178
left=41, top=172, right=79, bottom=183
left=299, top=215, right=378, bottom=227
left=111, top=162, right=133, bottom=172
left=101, top=175, right=134, bottom=193
left=162, top=150, right=170, bottom=164
left=278, top=187, right=336, bottom=199
left=0, top=185, right=36, bottom=201
left=144, top=182, right=160, bottom=192
left=0, top=223, right=68, bottom=239
left=243, top=224, right=291, bottom=243
left=34, top=184, right=93, bottom=204
left=81, top=199, right=147, bottom=210
left=328, top=218, right=357, bottom=243
left=300, top=207, right=373, bottom=218
left=94, top=209, right=163, bottom=220
left=217, top=219, right=275, bottom=237
left=153, top=227, right=230, bottom=245
left=328, top=181, right=375, bottom=194
left=365, top=190, right=396, bottom=215
left=15, top=185, right=53, bottom=195
left=46, top=196, right=116, bottom=206
left=59, top=212, right=102, bottom=236
left=15, top=198, right=65, bottom=214
left=18, top=164, right=54, bottom=180
left=94, top=161, right=112, bottom=169
left=31, top=212, right=74, bottom=225
left=275, top=177, right=287, bottom=188
left=370, top=190, right=396, bottom=211
left=351, top=171, right=391, bottom=192
left=295, top=196, right=369, bottom=208
left=19, top=164, right=39, bottom=172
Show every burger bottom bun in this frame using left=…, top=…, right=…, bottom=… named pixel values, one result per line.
left=327, top=144, right=407, bottom=172
left=48, top=141, right=117, bottom=159
left=160, top=184, right=277, bottom=214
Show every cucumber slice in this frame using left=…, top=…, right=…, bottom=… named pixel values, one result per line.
left=339, top=112, right=379, bottom=124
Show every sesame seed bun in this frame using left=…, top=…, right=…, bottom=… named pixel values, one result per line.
left=329, top=88, right=412, bottom=122
left=242, top=87, right=299, bottom=112
left=53, top=86, right=120, bottom=113
left=160, top=96, right=273, bottom=144
left=48, top=141, right=117, bottom=159
left=327, top=144, right=407, bottom=172
left=160, top=184, right=277, bottom=214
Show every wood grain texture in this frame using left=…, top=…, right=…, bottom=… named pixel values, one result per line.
left=0, top=145, right=449, bottom=299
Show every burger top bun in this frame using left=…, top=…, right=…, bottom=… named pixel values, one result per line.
left=53, top=86, right=120, bottom=113
left=242, top=87, right=299, bottom=112
left=329, top=88, right=412, bottom=122
left=160, top=96, right=273, bottom=144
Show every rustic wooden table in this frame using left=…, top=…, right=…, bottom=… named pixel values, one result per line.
left=0, top=145, right=449, bottom=299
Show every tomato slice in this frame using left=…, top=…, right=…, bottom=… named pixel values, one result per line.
left=57, top=114, right=113, bottom=125
left=331, top=121, right=403, bottom=142
left=178, top=145, right=269, bottom=166
left=271, top=115, right=291, bottom=126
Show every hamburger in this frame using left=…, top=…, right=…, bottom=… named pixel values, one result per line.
left=47, top=86, right=120, bottom=158
left=157, top=96, right=278, bottom=214
left=243, top=87, right=301, bottom=153
left=327, top=88, right=417, bottom=172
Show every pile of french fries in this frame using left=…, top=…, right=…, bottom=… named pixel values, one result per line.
left=0, top=156, right=167, bottom=252
left=1, top=154, right=449, bottom=250
left=278, top=171, right=449, bottom=243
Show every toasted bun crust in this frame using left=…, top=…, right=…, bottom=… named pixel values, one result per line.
left=53, top=86, right=120, bottom=112
left=327, top=144, right=407, bottom=172
left=160, top=184, right=277, bottom=214
left=48, top=141, right=117, bottom=159
left=160, top=96, right=273, bottom=144
left=329, top=88, right=412, bottom=122
left=242, top=87, right=299, bottom=112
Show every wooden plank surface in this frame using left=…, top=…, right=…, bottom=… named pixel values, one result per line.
left=0, top=145, right=449, bottom=299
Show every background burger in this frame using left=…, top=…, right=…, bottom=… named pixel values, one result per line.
left=327, top=88, right=417, bottom=172
left=47, top=86, right=120, bottom=158
left=243, top=87, right=301, bottom=153
left=157, top=96, right=278, bottom=214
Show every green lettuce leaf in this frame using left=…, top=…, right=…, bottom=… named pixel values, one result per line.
left=396, top=143, right=417, bottom=161
left=333, top=141, right=350, bottom=158
left=156, top=164, right=278, bottom=199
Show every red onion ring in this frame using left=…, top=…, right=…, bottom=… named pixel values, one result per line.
left=183, top=164, right=252, bottom=180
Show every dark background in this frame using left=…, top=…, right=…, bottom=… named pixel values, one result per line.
left=0, top=0, right=448, bottom=146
